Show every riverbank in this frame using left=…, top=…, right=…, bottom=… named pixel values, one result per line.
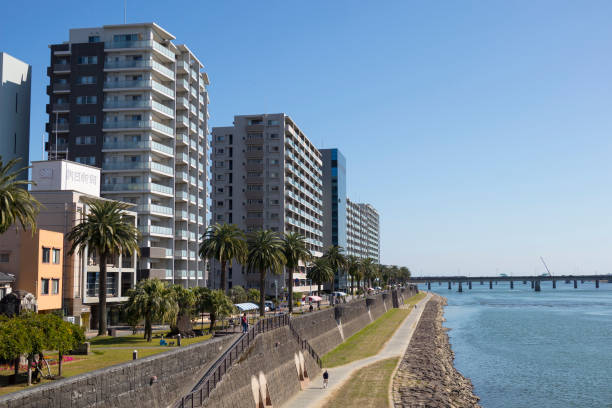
left=392, top=294, right=480, bottom=407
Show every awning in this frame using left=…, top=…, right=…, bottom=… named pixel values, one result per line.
left=235, top=302, right=259, bottom=311
left=308, top=295, right=322, bottom=302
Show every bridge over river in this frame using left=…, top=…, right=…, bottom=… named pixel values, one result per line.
left=409, top=275, right=612, bottom=292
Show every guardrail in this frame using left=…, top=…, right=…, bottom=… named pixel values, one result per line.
left=288, top=321, right=322, bottom=368
left=177, top=314, right=289, bottom=408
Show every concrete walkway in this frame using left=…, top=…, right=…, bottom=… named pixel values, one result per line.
left=283, top=293, right=432, bottom=408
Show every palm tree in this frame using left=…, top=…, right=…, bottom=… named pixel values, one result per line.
left=246, top=230, right=286, bottom=316
left=170, top=285, right=195, bottom=335
left=67, top=199, right=140, bottom=335
left=199, top=223, right=247, bottom=293
left=283, top=232, right=311, bottom=314
left=125, top=279, right=177, bottom=342
left=361, top=258, right=377, bottom=289
left=0, top=157, right=40, bottom=234
left=345, top=255, right=361, bottom=296
left=399, top=266, right=411, bottom=284
left=307, top=258, right=334, bottom=295
left=323, top=245, right=346, bottom=291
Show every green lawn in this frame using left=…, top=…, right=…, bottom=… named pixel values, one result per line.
left=90, top=332, right=212, bottom=348
left=322, top=293, right=425, bottom=368
left=326, top=357, right=399, bottom=408
left=404, top=292, right=426, bottom=306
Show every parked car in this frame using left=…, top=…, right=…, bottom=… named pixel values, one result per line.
left=264, top=301, right=275, bottom=311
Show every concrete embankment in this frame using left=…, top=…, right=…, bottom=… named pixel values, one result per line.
left=392, top=295, right=480, bottom=408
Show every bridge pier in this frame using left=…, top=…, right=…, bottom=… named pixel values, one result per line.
left=510, top=280, right=514, bottom=289
left=596, top=280, right=599, bottom=288
left=480, top=281, right=483, bottom=285
left=468, top=281, right=472, bottom=290
left=574, top=280, right=577, bottom=289
left=448, top=281, right=451, bottom=290
left=427, top=281, right=431, bottom=290
left=523, top=280, right=526, bottom=284
left=535, top=280, right=541, bottom=292
left=531, top=280, right=534, bottom=289
left=458, top=282, right=463, bottom=293
left=438, top=281, right=441, bottom=286
left=552, top=280, right=556, bottom=289
left=489, top=281, right=492, bottom=289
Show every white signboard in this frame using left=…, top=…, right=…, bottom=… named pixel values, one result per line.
left=32, top=160, right=100, bottom=197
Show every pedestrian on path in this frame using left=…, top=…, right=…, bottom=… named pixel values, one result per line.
left=241, top=313, right=248, bottom=333
left=323, top=370, right=329, bottom=389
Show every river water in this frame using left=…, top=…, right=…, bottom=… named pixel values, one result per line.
left=419, top=280, right=612, bottom=408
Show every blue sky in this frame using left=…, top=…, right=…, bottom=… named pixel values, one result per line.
left=2, top=1, right=612, bottom=276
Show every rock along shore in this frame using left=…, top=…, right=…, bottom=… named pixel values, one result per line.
left=392, top=294, right=481, bottom=408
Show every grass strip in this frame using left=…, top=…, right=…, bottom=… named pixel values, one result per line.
left=326, top=357, right=399, bottom=408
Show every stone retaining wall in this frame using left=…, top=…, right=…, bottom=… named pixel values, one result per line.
left=0, top=335, right=237, bottom=408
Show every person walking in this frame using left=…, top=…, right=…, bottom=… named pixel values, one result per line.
left=241, top=313, right=248, bottom=333
left=323, top=370, right=329, bottom=389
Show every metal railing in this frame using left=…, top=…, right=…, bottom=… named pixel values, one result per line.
left=288, top=321, right=323, bottom=368
left=177, top=314, right=290, bottom=408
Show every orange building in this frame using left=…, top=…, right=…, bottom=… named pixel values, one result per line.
left=0, top=229, right=63, bottom=312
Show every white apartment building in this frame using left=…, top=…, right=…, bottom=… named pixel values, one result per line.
left=346, top=198, right=380, bottom=263
left=46, top=23, right=209, bottom=287
left=211, top=114, right=324, bottom=294
left=0, top=52, right=31, bottom=177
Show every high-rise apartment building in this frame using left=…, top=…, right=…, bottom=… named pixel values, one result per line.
left=46, top=23, right=209, bottom=287
left=0, top=52, right=31, bottom=177
left=321, top=148, right=347, bottom=290
left=211, top=114, right=324, bottom=293
left=346, top=198, right=380, bottom=264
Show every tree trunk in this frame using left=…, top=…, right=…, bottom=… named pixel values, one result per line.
left=11, top=357, right=19, bottom=384
left=210, top=312, right=216, bottom=333
left=317, top=284, right=321, bottom=296
left=58, top=351, right=63, bottom=377
left=351, top=275, right=354, bottom=296
left=220, top=260, right=227, bottom=293
left=27, top=355, right=32, bottom=386
left=288, top=267, right=294, bottom=314
left=259, top=269, right=265, bottom=317
left=145, top=313, right=152, bottom=342
left=98, top=252, right=108, bottom=336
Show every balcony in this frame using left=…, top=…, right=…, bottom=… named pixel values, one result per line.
left=48, top=123, right=69, bottom=133
left=53, top=83, right=70, bottom=93
left=151, top=61, right=174, bottom=79
left=176, top=171, right=188, bottom=182
left=103, top=79, right=150, bottom=90
left=53, top=64, right=71, bottom=73
left=152, top=41, right=175, bottom=61
left=105, top=40, right=153, bottom=49
left=139, top=225, right=173, bottom=237
left=176, top=133, right=189, bottom=145
left=102, top=183, right=149, bottom=192
left=51, top=103, right=70, bottom=112
left=177, top=60, right=189, bottom=73
left=152, top=100, right=173, bottom=117
left=136, top=204, right=173, bottom=216
left=102, top=140, right=172, bottom=155
left=152, top=81, right=174, bottom=99
left=177, top=79, right=189, bottom=91
left=151, top=162, right=174, bottom=176
left=151, top=183, right=173, bottom=196
left=176, top=97, right=189, bottom=109
left=102, top=120, right=150, bottom=131
left=103, top=100, right=151, bottom=110
left=175, top=191, right=188, bottom=201
left=104, top=60, right=151, bottom=70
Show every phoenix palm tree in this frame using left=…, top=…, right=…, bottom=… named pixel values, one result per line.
left=125, top=279, right=177, bottom=342
left=345, top=255, right=362, bottom=296
left=283, top=233, right=311, bottom=313
left=361, top=258, right=377, bottom=289
left=67, top=199, right=140, bottom=335
left=323, top=245, right=346, bottom=291
left=0, top=157, right=40, bottom=234
left=199, top=223, right=247, bottom=293
left=307, top=258, right=334, bottom=295
left=246, top=230, right=286, bottom=316
left=399, top=266, right=411, bottom=284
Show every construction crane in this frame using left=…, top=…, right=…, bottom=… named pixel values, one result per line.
left=540, top=257, right=553, bottom=277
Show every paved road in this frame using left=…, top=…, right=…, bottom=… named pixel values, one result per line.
left=282, top=293, right=432, bottom=408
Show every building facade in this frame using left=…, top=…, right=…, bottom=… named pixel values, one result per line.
left=320, top=148, right=348, bottom=290
left=211, top=114, right=324, bottom=293
left=346, top=198, right=380, bottom=263
left=46, top=23, right=209, bottom=287
left=29, top=160, right=138, bottom=327
left=0, top=52, right=31, bottom=177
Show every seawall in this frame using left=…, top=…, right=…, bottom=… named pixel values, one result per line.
left=0, top=335, right=237, bottom=408
left=392, top=295, right=480, bottom=407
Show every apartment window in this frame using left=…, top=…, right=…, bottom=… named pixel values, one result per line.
left=269, top=199, right=280, bottom=205
left=269, top=172, right=279, bottom=178
left=247, top=146, right=262, bottom=152
left=247, top=184, right=263, bottom=191
left=216, top=187, right=224, bottom=194
left=267, top=120, right=279, bottom=126
left=247, top=133, right=263, bottom=139
left=52, top=279, right=60, bottom=294
left=216, top=148, right=224, bottom=154
left=215, top=135, right=225, bottom=142
left=75, top=156, right=96, bottom=165
left=248, top=119, right=263, bottom=125
left=248, top=199, right=264, bottom=205
left=76, top=95, right=97, bottom=104
left=270, top=213, right=279, bottom=219
left=248, top=159, right=263, bottom=165
left=77, top=115, right=97, bottom=124
left=76, top=136, right=96, bottom=145
left=215, top=174, right=224, bottom=181
left=269, top=159, right=279, bottom=165
left=77, top=56, right=98, bottom=64
left=78, top=76, right=97, bottom=84
left=269, top=146, right=280, bottom=152
left=217, top=201, right=223, bottom=207
left=248, top=212, right=263, bottom=218
left=42, top=247, right=51, bottom=263
left=114, top=34, right=140, bottom=42
left=247, top=172, right=262, bottom=177
left=52, top=249, right=61, bottom=264
left=270, top=186, right=280, bottom=192
left=269, top=133, right=279, bottom=139
left=216, top=214, right=223, bottom=221
left=215, top=161, right=224, bottom=168
left=41, top=279, right=50, bottom=295
left=0, top=253, right=9, bottom=263
left=88, top=36, right=100, bottom=43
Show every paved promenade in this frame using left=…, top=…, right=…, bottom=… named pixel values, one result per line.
left=283, top=293, right=432, bottom=408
